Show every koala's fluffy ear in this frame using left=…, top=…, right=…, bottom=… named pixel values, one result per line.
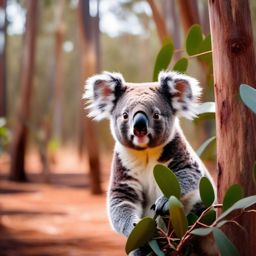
left=83, top=72, right=125, bottom=120
left=158, top=71, right=202, bottom=119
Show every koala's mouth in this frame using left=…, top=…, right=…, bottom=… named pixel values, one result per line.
left=131, top=134, right=150, bottom=149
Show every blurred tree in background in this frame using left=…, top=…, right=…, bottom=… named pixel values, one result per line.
left=1, top=0, right=256, bottom=191
left=9, top=0, right=39, bottom=181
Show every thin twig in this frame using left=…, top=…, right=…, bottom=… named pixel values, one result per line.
left=187, top=50, right=212, bottom=59
left=176, top=206, right=213, bottom=252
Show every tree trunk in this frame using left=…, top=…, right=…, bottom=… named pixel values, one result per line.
left=208, top=1, right=256, bottom=255
left=0, top=0, right=7, bottom=117
left=162, top=0, right=181, bottom=51
left=78, top=0, right=102, bottom=195
left=53, top=0, right=65, bottom=142
left=177, top=0, right=200, bottom=33
left=146, top=0, right=169, bottom=44
left=9, top=0, right=39, bottom=181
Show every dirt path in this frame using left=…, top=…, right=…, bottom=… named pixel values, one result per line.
left=0, top=151, right=126, bottom=256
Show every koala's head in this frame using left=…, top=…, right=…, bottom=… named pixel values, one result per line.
left=84, top=71, right=201, bottom=150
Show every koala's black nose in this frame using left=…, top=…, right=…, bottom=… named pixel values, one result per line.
left=133, top=112, right=148, bottom=137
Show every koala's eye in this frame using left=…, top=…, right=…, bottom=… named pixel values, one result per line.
left=153, top=113, right=160, bottom=120
left=123, top=112, right=129, bottom=120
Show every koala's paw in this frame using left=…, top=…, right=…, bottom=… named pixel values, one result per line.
left=151, top=196, right=170, bottom=216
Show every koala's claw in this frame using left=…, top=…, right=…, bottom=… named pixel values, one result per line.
left=150, top=204, right=156, bottom=211
left=152, top=196, right=170, bottom=216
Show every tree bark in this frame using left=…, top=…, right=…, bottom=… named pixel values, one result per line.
left=0, top=0, right=7, bottom=117
left=146, top=0, right=169, bottom=44
left=9, top=0, right=39, bottom=181
left=177, top=0, right=200, bottom=33
left=162, top=0, right=181, bottom=51
left=208, top=1, right=256, bottom=255
left=78, top=0, right=102, bottom=195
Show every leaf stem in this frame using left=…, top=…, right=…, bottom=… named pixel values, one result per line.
left=176, top=206, right=213, bottom=252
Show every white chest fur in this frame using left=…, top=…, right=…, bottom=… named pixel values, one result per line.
left=115, top=142, right=164, bottom=217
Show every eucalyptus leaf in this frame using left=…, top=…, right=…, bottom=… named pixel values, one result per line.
left=190, top=227, right=213, bottom=236
left=148, top=240, right=165, bottom=256
left=213, top=228, right=240, bottom=256
left=196, top=136, right=216, bottom=160
left=199, top=177, right=215, bottom=207
left=216, top=195, right=256, bottom=223
left=125, top=217, right=156, bottom=254
left=153, top=164, right=181, bottom=199
left=169, top=196, right=188, bottom=238
left=222, top=184, right=244, bottom=212
left=153, top=42, right=174, bottom=81
left=186, top=24, right=203, bottom=56
left=239, top=84, right=256, bottom=113
left=173, top=58, right=188, bottom=73
left=196, top=102, right=216, bottom=121
left=216, top=220, right=229, bottom=228
left=201, top=209, right=216, bottom=225
left=198, top=34, right=212, bottom=64
left=187, top=212, right=198, bottom=225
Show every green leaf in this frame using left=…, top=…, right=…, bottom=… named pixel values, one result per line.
left=200, top=209, right=216, bottom=225
left=199, top=177, right=215, bottom=207
left=196, top=102, right=216, bottom=121
left=240, top=84, right=256, bottom=113
left=47, top=137, right=60, bottom=153
left=216, top=195, right=256, bottom=223
left=187, top=212, right=198, bottom=225
left=222, top=184, right=244, bottom=212
left=153, top=42, right=174, bottom=81
left=125, top=217, right=156, bottom=254
left=253, top=162, right=256, bottom=186
left=153, top=164, right=181, bottom=199
left=172, top=58, right=188, bottom=73
left=196, top=136, right=216, bottom=160
left=148, top=240, right=165, bottom=256
left=186, top=24, right=203, bottom=56
left=169, top=196, right=188, bottom=238
left=213, top=228, right=240, bottom=256
left=191, top=227, right=213, bottom=236
left=198, top=34, right=212, bottom=64
left=216, top=220, right=229, bottom=228
left=200, top=34, right=211, bottom=51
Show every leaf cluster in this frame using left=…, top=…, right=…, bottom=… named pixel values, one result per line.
left=126, top=165, right=256, bottom=256
left=153, top=24, right=212, bottom=82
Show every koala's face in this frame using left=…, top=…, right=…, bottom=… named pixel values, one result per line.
left=85, top=71, right=201, bottom=150
left=110, top=85, right=176, bottom=149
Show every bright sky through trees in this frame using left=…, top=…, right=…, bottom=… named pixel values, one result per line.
left=6, top=0, right=152, bottom=37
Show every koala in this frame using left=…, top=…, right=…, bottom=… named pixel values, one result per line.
left=84, top=71, right=216, bottom=255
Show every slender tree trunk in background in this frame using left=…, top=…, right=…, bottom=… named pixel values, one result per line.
left=78, top=0, right=102, bottom=195
left=53, top=0, right=65, bottom=142
left=209, top=1, right=256, bottom=255
left=200, top=2, right=210, bottom=35
left=162, top=0, right=181, bottom=52
left=177, top=0, right=200, bottom=33
left=9, top=0, right=39, bottom=181
left=146, top=0, right=169, bottom=44
left=0, top=0, right=7, bottom=117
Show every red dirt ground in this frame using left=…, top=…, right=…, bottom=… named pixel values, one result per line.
left=0, top=149, right=126, bottom=256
